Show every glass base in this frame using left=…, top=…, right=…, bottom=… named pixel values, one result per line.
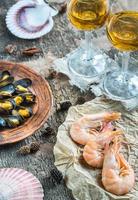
left=103, top=70, right=138, bottom=100
left=68, top=47, right=106, bottom=79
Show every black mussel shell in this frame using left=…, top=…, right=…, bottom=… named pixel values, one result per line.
left=14, top=78, right=32, bottom=88
left=0, top=117, right=6, bottom=128
left=0, top=84, right=15, bottom=98
left=12, top=107, right=33, bottom=118
left=0, top=99, right=15, bottom=114
left=13, top=95, right=24, bottom=106
left=21, top=93, right=36, bottom=104
left=0, top=71, right=11, bottom=81
left=5, top=115, right=23, bottom=128
left=0, top=76, right=14, bottom=88
left=9, top=99, right=16, bottom=109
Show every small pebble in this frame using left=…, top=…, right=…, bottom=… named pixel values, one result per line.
left=17, top=145, right=30, bottom=155
left=48, top=70, right=58, bottom=79
left=45, top=127, right=55, bottom=135
left=5, top=44, right=17, bottom=54
left=30, top=142, right=40, bottom=152
left=50, top=168, right=63, bottom=184
left=59, top=100, right=72, bottom=111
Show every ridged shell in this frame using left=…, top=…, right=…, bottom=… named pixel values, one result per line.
left=6, top=0, right=54, bottom=39
left=0, top=168, right=44, bottom=200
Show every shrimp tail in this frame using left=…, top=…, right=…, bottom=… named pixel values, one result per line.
left=104, top=112, right=121, bottom=122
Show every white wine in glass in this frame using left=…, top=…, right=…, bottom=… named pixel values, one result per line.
left=68, top=0, right=108, bottom=30
left=103, top=4, right=138, bottom=100
left=107, top=11, right=138, bottom=51
left=67, top=0, right=109, bottom=79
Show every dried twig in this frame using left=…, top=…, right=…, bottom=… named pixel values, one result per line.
left=22, top=47, right=41, bottom=56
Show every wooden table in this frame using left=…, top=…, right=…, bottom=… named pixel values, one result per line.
left=0, top=1, right=94, bottom=199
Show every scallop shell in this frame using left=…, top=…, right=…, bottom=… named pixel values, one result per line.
left=0, top=168, right=44, bottom=200
left=6, top=0, right=55, bottom=39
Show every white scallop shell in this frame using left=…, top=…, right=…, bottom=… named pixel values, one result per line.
left=0, top=168, right=44, bottom=200
left=6, top=0, right=55, bottom=39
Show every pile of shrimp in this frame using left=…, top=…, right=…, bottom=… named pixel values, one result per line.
left=70, top=112, right=135, bottom=195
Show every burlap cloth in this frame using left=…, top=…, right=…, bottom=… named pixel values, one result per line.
left=54, top=97, right=138, bottom=200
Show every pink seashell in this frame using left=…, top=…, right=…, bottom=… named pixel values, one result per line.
left=0, top=168, right=44, bottom=200
left=6, top=0, right=55, bottom=39
left=17, top=4, right=51, bottom=33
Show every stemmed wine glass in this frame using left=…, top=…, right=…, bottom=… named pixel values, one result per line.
left=67, top=0, right=109, bottom=80
left=103, top=0, right=138, bottom=100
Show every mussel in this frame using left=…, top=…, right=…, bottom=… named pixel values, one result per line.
left=14, top=78, right=32, bottom=93
left=0, top=76, right=14, bottom=88
left=13, top=95, right=24, bottom=106
left=0, top=117, right=6, bottom=129
left=13, top=93, right=35, bottom=106
left=0, top=71, right=11, bottom=81
left=5, top=115, right=23, bottom=128
left=12, top=107, right=33, bottom=118
left=0, top=84, right=15, bottom=98
left=0, top=99, right=15, bottom=114
left=14, top=78, right=32, bottom=88
left=20, top=93, right=36, bottom=104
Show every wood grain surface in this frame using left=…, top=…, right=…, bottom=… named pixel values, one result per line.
left=0, top=1, right=94, bottom=200
left=0, top=61, right=53, bottom=145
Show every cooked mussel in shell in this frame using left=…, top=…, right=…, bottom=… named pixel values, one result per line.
left=5, top=115, right=23, bottom=128
left=13, top=93, right=36, bottom=106
left=0, top=84, right=15, bottom=98
left=0, top=76, right=14, bottom=88
left=12, top=107, right=33, bottom=118
left=21, top=93, right=36, bottom=104
left=0, top=99, right=15, bottom=114
left=0, top=71, right=11, bottom=81
left=14, top=78, right=32, bottom=88
left=13, top=95, right=24, bottom=106
left=14, top=78, right=32, bottom=93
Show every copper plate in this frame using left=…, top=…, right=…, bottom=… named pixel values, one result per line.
left=0, top=61, right=53, bottom=145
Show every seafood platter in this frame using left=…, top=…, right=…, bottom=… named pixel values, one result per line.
left=54, top=98, right=138, bottom=200
left=6, top=0, right=58, bottom=39
left=0, top=61, right=52, bottom=145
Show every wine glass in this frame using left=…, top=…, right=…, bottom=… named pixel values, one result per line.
left=67, top=0, right=109, bottom=80
left=103, top=0, right=138, bottom=100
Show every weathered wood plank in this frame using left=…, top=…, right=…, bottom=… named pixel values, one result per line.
left=0, top=1, right=94, bottom=199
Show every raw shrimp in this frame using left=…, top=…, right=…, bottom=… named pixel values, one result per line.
left=102, top=138, right=135, bottom=195
left=70, top=112, right=121, bottom=145
left=83, top=129, right=122, bottom=168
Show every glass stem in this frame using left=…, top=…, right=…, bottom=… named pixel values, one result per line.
left=85, top=31, right=92, bottom=61
left=121, top=52, right=130, bottom=76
